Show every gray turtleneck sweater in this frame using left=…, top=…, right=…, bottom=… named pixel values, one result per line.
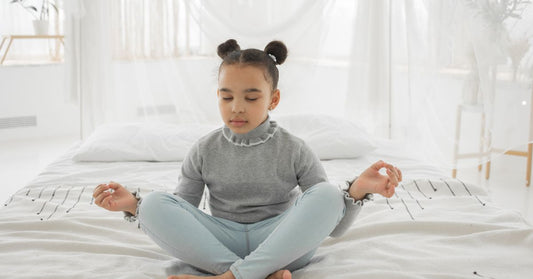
left=173, top=117, right=365, bottom=237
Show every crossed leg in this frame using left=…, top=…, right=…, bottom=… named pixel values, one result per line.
left=139, top=182, right=344, bottom=279
left=167, top=269, right=292, bottom=279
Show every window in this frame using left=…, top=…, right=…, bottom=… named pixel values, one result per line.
left=111, top=0, right=200, bottom=60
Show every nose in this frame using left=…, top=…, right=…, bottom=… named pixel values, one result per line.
left=232, top=99, right=245, bottom=113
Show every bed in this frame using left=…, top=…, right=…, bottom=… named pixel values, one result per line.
left=1, top=115, right=532, bottom=279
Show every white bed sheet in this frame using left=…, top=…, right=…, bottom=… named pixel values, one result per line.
left=1, top=140, right=532, bottom=279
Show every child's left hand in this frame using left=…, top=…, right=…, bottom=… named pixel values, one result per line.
left=349, top=160, right=402, bottom=200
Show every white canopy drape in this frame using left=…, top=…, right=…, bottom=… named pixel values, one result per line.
left=64, top=0, right=533, bottom=172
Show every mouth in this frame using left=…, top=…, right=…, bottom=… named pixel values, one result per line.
left=229, top=118, right=248, bottom=127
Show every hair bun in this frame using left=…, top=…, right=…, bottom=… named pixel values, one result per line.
left=217, top=39, right=241, bottom=59
left=264, top=41, right=288, bottom=65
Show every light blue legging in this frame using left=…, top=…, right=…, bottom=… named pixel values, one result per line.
left=138, top=182, right=345, bottom=279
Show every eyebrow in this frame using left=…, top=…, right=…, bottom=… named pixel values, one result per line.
left=219, top=88, right=263, bottom=93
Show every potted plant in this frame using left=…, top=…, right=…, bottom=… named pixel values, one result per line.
left=9, top=0, right=58, bottom=35
left=462, top=0, right=530, bottom=105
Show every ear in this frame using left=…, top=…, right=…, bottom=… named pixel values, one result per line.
left=269, top=89, right=280, bottom=110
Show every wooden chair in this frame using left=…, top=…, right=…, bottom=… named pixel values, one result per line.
left=452, top=86, right=532, bottom=186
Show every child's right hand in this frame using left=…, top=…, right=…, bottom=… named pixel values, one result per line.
left=93, top=182, right=138, bottom=215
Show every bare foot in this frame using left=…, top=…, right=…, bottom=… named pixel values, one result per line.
left=167, top=270, right=235, bottom=279
left=266, top=270, right=292, bottom=279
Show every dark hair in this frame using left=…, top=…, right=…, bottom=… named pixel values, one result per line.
left=217, top=39, right=288, bottom=90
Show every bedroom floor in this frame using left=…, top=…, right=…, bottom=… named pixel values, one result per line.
left=0, top=135, right=532, bottom=225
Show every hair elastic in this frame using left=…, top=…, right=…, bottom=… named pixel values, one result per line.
left=268, top=54, right=277, bottom=63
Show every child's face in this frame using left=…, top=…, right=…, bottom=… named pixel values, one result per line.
left=217, top=64, right=280, bottom=134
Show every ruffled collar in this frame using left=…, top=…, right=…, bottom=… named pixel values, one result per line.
left=222, top=116, right=278, bottom=147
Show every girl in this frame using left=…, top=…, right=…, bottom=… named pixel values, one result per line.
left=93, top=39, right=402, bottom=279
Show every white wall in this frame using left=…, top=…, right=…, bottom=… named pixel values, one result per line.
left=0, top=64, right=79, bottom=142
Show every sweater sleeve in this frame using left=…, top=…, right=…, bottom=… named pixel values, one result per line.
left=295, top=142, right=328, bottom=191
left=329, top=181, right=373, bottom=237
left=294, top=140, right=372, bottom=237
left=173, top=142, right=206, bottom=208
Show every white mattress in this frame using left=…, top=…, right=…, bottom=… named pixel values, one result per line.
left=1, top=140, right=532, bottom=279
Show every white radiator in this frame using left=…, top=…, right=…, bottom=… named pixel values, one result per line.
left=0, top=116, right=37, bottom=129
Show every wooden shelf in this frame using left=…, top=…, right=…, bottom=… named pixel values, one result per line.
left=0, top=34, right=64, bottom=65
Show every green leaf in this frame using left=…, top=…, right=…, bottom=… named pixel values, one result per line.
left=50, top=3, right=59, bottom=13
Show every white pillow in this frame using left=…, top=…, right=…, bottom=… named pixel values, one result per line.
left=73, top=122, right=218, bottom=162
left=273, top=114, right=376, bottom=159
left=73, top=115, right=375, bottom=162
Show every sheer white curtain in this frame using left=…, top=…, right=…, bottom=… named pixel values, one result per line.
left=389, top=0, right=533, bottom=169
left=67, top=0, right=533, bottom=171
left=346, top=0, right=391, bottom=138
left=70, top=0, right=351, bottom=137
